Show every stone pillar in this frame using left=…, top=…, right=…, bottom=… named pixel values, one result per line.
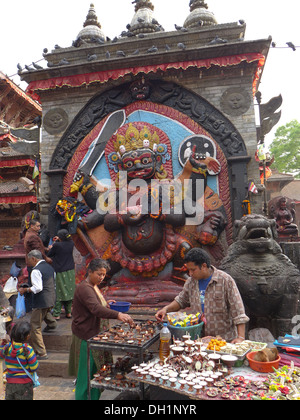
left=44, top=169, right=67, bottom=237
left=227, top=155, right=251, bottom=221
left=280, top=242, right=300, bottom=271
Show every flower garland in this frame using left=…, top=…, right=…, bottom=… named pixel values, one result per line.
left=256, top=364, right=300, bottom=400
left=56, top=199, right=77, bottom=223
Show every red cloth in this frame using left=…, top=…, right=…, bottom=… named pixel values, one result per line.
left=26, top=54, right=265, bottom=102
left=0, top=159, right=35, bottom=168
left=0, top=195, right=37, bottom=204
left=279, top=354, right=300, bottom=367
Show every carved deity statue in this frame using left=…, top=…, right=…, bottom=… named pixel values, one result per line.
left=268, top=196, right=299, bottom=239
left=56, top=114, right=228, bottom=305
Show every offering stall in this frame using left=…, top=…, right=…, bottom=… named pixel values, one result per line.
left=88, top=314, right=300, bottom=401
left=87, top=319, right=161, bottom=400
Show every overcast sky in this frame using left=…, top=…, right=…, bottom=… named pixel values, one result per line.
left=1, top=0, right=299, bottom=145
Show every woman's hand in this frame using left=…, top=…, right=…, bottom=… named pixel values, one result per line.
left=107, top=300, right=116, bottom=305
left=117, top=312, right=135, bottom=327
left=231, top=337, right=245, bottom=344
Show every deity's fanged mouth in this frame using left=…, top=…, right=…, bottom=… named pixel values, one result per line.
left=127, top=168, right=154, bottom=178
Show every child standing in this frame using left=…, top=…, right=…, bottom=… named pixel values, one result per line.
left=0, top=320, right=39, bottom=400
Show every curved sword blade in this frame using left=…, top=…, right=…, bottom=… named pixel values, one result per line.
left=79, top=109, right=126, bottom=176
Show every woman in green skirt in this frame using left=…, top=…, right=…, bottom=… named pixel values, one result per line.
left=47, top=229, right=76, bottom=319
left=68, top=258, right=134, bottom=400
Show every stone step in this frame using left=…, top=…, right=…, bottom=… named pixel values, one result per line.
left=37, top=351, right=73, bottom=379
left=42, top=330, right=72, bottom=352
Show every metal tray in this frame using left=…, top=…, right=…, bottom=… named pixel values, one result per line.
left=206, top=340, right=267, bottom=360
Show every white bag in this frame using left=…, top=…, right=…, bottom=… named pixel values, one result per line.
left=3, top=276, right=18, bottom=294
left=0, top=318, right=6, bottom=339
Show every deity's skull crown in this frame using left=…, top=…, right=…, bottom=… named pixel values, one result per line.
left=113, top=123, right=159, bottom=157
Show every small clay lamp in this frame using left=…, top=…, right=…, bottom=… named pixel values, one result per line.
left=153, top=373, right=161, bottom=382
left=169, top=377, right=177, bottom=387
left=193, top=384, right=203, bottom=394
left=187, top=381, right=195, bottom=391
left=221, top=355, right=238, bottom=368
left=182, top=334, right=191, bottom=342
left=178, top=379, right=187, bottom=389
left=161, top=375, right=169, bottom=384
left=172, top=346, right=184, bottom=355
left=115, top=372, right=124, bottom=380
left=194, top=341, right=202, bottom=351
left=208, top=353, right=221, bottom=363
left=185, top=339, right=194, bottom=348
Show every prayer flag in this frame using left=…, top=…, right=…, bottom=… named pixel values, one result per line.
left=248, top=181, right=258, bottom=194
left=32, top=159, right=39, bottom=180
left=257, top=144, right=266, bottom=161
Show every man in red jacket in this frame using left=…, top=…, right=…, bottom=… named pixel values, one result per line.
left=24, top=220, right=52, bottom=266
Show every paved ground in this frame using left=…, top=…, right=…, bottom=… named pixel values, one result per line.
left=1, top=373, right=120, bottom=401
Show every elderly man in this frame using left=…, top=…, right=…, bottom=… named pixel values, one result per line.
left=156, top=248, right=249, bottom=343
left=19, top=250, right=57, bottom=360
left=23, top=220, right=52, bottom=312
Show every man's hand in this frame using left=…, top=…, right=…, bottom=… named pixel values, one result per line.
left=18, top=287, right=29, bottom=296
left=155, top=308, right=167, bottom=322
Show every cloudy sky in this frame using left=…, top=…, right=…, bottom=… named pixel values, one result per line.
left=1, top=0, right=299, bottom=145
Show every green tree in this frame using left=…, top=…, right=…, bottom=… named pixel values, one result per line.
left=269, top=119, right=300, bottom=179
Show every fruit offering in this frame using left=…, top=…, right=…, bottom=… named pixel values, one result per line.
left=207, top=338, right=227, bottom=352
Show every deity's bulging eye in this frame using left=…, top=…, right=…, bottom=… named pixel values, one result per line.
left=141, top=157, right=150, bottom=165
left=124, top=161, right=134, bottom=169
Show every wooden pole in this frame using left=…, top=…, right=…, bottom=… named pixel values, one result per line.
left=76, top=228, right=99, bottom=259
left=256, top=92, right=268, bottom=216
left=36, top=117, right=42, bottom=212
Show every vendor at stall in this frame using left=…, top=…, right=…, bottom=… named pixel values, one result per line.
left=69, top=258, right=135, bottom=401
left=155, top=248, right=249, bottom=343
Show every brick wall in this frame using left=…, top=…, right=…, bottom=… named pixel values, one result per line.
left=0, top=226, right=21, bottom=249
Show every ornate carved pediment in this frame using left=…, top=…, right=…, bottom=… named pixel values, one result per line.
left=50, top=80, right=247, bottom=170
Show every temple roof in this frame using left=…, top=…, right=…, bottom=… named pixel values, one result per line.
left=0, top=130, right=37, bottom=201
left=20, top=1, right=271, bottom=101
left=127, top=0, right=164, bottom=36
left=0, top=72, right=41, bottom=128
left=184, top=0, right=218, bottom=29
left=281, top=179, right=300, bottom=201
left=75, top=3, right=107, bottom=47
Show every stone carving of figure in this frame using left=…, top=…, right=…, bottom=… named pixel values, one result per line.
left=57, top=120, right=228, bottom=305
left=269, top=196, right=299, bottom=238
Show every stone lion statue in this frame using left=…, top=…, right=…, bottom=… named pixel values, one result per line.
left=220, top=214, right=300, bottom=337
